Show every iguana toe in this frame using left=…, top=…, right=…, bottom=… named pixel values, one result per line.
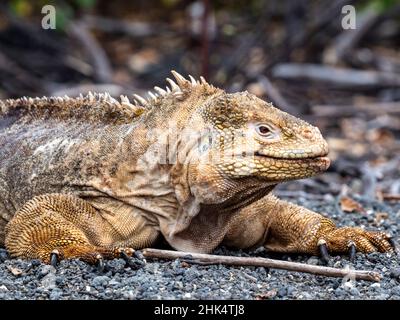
left=319, top=227, right=394, bottom=259
left=120, top=250, right=144, bottom=270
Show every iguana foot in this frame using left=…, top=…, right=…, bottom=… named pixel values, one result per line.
left=316, top=226, right=395, bottom=261
left=226, top=196, right=396, bottom=262
left=45, top=245, right=135, bottom=268
left=4, top=194, right=140, bottom=268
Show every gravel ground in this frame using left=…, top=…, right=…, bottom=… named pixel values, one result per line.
left=0, top=196, right=399, bottom=300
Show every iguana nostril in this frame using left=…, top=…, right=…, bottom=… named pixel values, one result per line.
left=302, top=128, right=314, bottom=139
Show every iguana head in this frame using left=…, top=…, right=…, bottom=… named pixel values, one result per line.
left=145, top=71, right=329, bottom=207
left=196, top=90, right=330, bottom=182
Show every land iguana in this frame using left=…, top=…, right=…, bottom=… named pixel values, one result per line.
left=0, top=71, right=394, bottom=267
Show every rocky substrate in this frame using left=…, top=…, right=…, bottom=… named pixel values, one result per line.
left=0, top=197, right=399, bottom=300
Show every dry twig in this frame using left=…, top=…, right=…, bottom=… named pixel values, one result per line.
left=257, top=75, right=298, bottom=116
left=83, top=15, right=161, bottom=37
left=382, top=194, right=400, bottom=201
left=311, top=102, right=400, bottom=117
left=67, top=21, right=113, bottom=83
left=272, top=63, right=400, bottom=88
left=142, top=248, right=381, bottom=282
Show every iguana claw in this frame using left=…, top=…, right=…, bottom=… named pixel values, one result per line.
left=348, top=242, right=356, bottom=262
left=95, top=255, right=105, bottom=273
left=318, top=240, right=330, bottom=264
left=50, top=250, right=59, bottom=267
left=120, top=251, right=144, bottom=270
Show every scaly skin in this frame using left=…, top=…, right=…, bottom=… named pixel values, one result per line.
left=0, top=71, right=393, bottom=265
left=223, top=195, right=392, bottom=255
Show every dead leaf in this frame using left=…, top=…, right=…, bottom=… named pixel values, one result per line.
left=7, top=266, right=23, bottom=276
left=374, top=212, right=388, bottom=226
left=180, top=261, right=190, bottom=268
left=367, top=128, right=395, bottom=146
left=340, top=197, right=366, bottom=214
left=255, top=289, right=277, bottom=300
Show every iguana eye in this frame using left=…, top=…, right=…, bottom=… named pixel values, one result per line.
left=255, top=124, right=274, bottom=137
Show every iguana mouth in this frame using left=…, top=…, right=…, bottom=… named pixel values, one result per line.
left=254, top=151, right=329, bottom=161
left=253, top=153, right=331, bottom=171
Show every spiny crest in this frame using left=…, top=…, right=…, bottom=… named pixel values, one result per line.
left=0, top=92, right=145, bottom=124
left=0, top=71, right=215, bottom=124
left=131, top=70, right=215, bottom=107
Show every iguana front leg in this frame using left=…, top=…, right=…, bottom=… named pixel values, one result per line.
left=5, top=194, right=156, bottom=266
left=224, top=194, right=394, bottom=258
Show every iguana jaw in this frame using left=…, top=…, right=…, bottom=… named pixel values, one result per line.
left=250, top=141, right=330, bottom=180
left=252, top=154, right=331, bottom=180
left=254, top=141, right=328, bottom=160
left=213, top=151, right=330, bottom=184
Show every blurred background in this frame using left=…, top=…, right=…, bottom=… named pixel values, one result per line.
left=0, top=0, right=399, bottom=216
